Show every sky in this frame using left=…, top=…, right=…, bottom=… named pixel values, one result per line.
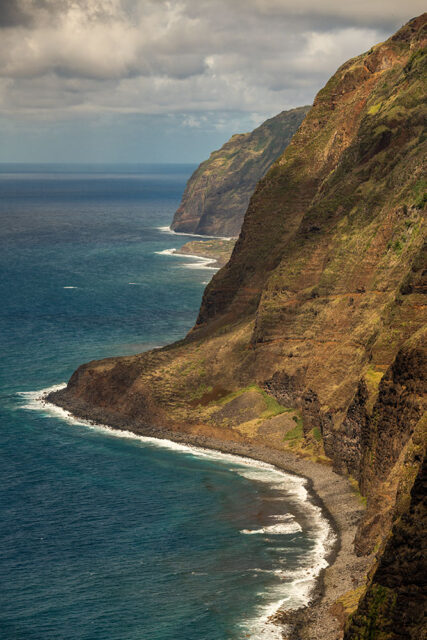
left=0, top=0, right=424, bottom=163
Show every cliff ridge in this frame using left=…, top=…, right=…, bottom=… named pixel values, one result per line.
left=171, top=106, right=309, bottom=237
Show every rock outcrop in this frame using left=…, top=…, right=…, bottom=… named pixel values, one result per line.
left=171, top=106, right=309, bottom=237
left=345, top=452, right=426, bottom=640
left=50, top=14, right=427, bottom=639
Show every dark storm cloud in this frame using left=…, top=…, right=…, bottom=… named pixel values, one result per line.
left=0, top=0, right=32, bottom=27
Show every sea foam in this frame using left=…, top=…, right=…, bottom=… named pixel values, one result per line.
left=241, top=513, right=302, bottom=535
left=154, top=247, right=218, bottom=270
left=234, top=465, right=335, bottom=637
left=156, top=225, right=232, bottom=241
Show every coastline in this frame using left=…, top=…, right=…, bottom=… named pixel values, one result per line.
left=43, top=385, right=371, bottom=640
left=155, top=247, right=219, bottom=270
left=156, top=226, right=236, bottom=268
left=157, top=225, right=234, bottom=241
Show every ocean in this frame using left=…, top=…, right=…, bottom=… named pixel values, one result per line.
left=0, top=164, right=332, bottom=640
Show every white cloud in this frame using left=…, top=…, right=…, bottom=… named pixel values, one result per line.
left=293, top=27, right=381, bottom=74
left=0, top=0, right=424, bottom=161
left=244, top=0, right=425, bottom=22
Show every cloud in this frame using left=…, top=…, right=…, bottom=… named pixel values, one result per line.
left=0, top=2, right=29, bottom=27
left=238, top=0, right=424, bottom=26
left=0, top=1, right=201, bottom=80
left=0, top=1, right=424, bottom=162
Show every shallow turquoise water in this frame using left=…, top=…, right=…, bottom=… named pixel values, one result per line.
left=0, top=164, right=330, bottom=639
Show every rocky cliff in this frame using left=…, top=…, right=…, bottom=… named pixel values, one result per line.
left=345, top=453, right=426, bottom=640
left=50, top=14, right=426, bottom=639
left=170, top=106, right=309, bottom=237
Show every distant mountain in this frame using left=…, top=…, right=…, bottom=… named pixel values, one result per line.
left=171, top=106, right=309, bottom=237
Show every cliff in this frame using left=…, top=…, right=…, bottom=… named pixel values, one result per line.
left=170, top=106, right=309, bottom=237
left=49, top=14, right=426, bottom=639
left=345, top=452, right=426, bottom=640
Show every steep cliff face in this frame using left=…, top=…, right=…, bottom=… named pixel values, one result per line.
left=345, top=453, right=426, bottom=640
left=191, top=14, right=426, bottom=483
left=170, top=106, right=309, bottom=237
left=50, top=14, right=426, bottom=638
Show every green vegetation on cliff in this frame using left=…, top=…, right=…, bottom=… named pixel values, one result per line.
left=171, top=106, right=309, bottom=237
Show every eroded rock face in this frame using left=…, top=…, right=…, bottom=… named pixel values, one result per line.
left=353, top=330, right=427, bottom=556
left=171, top=106, right=309, bottom=237
left=345, top=456, right=427, bottom=640
left=362, top=342, right=426, bottom=487
left=332, top=381, right=369, bottom=477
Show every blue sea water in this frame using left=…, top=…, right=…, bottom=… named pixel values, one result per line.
left=0, top=164, right=332, bottom=640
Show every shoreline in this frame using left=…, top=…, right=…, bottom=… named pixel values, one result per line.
left=155, top=247, right=219, bottom=269
left=42, top=386, right=371, bottom=640
left=157, top=225, right=234, bottom=241
left=173, top=237, right=236, bottom=268
left=156, top=226, right=237, bottom=268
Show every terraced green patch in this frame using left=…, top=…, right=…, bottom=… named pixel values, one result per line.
left=216, top=384, right=292, bottom=419
left=283, top=415, right=304, bottom=442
